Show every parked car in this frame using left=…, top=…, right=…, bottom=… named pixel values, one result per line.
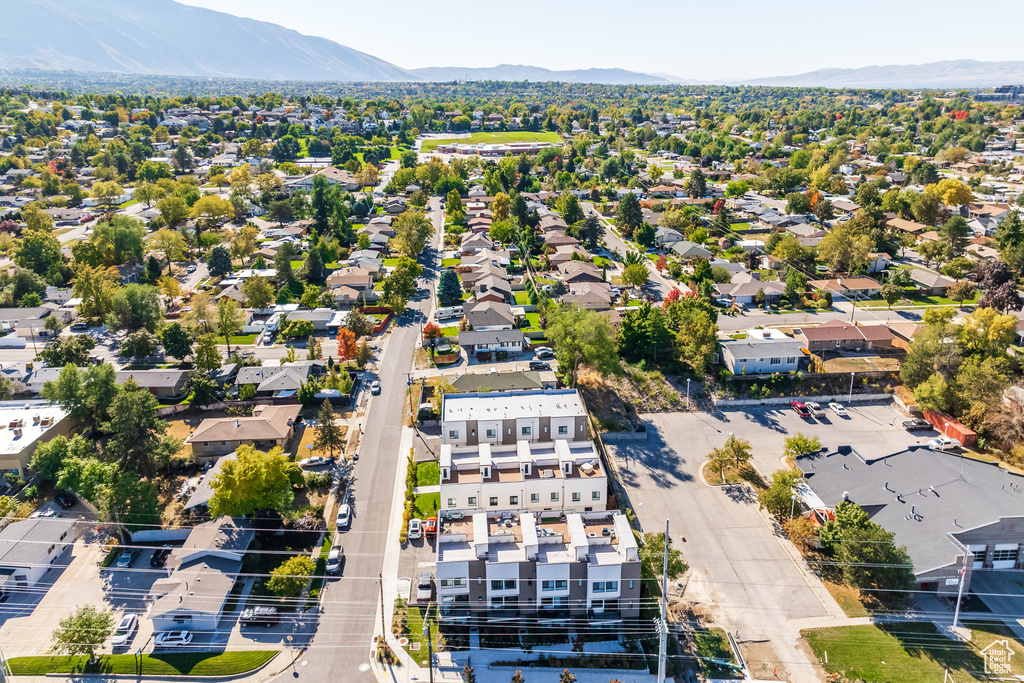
left=115, top=550, right=138, bottom=568
left=154, top=631, right=193, bottom=647
left=902, top=418, right=932, bottom=432
left=299, top=456, right=331, bottom=468
left=240, top=606, right=279, bottom=627
left=336, top=504, right=351, bottom=529
left=804, top=401, right=826, bottom=418
left=185, top=264, right=197, bottom=274
left=407, top=518, right=423, bottom=540
left=791, top=402, right=811, bottom=419
left=415, top=572, right=433, bottom=602
left=111, top=613, right=139, bottom=647
left=370, top=380, right=381, bottom=395
left=535, top=347, right=555, bottom=360
left=715, top=298, right=734, bottom=308
left=55, top=493, right=76, bottom=509
left=424, top=517, right=437, bottom=539
left=828, top=402, right=848, bottom=417
left=928, top=435, right=960, bottom=450
left=528, top=361, right=551, bottom=371
left=326, top=546, right=344, bottom=575
left=69, top=320, right=89, bottom=331
left=150, top=547, right=173, bottom=568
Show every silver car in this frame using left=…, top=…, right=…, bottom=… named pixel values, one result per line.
left=111, top=613, right=138, bottom=647
left=415, top=572, right=433, bottom=602
left=326, top=546, right=343, bottom=574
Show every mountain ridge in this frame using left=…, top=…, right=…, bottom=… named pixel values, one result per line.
left=410, top=64, right=695, bottom=85
left=740, top=59, right=1024, bottom=88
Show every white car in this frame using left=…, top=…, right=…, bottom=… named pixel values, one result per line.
left=407, top=518, right=423, bottom=540
left=336, top=504, right=351, bottom=529
left=370, top=380, right=381, bottom=395
left=111, top=613, right=138, bottom=647
left=804, top=401, right=826, bottom=418
left=326, top=546, right=344, bottom=574
left=155, top=631, right=193, bottom=647
left=928, top=436, right=960, bottom=450
left=299, top=456, right=331, bottom=468
left=415, top=572, right=433, bottom=602
left=828, top=402, right=848, bottom=416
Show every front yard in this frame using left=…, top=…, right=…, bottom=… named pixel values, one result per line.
left=8, top=652, right=279, bottom=676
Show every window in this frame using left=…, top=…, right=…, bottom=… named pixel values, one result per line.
left=593, top=581, right=617, bottom=593
left=592, top=490, right=601, bottom=500
left=448, top=430, right=459, bottom=439
left=468, top=496, right=477, bottom=507
left=572, top=492, right=581, bottom=502
left=593, top=581, right=605, bottom=593
left=522, top=426, right=531, bottom=436
left=447, top=498, right=456, bottom=508
left=770, top=357, right=781, bottom=365
left=993, top=548, right=1018, bottom=562
left=551, top=492, right=559, bottom=502
left=486, top=429, right=496, bottom=438
left=172, top=615, right=192, bottom=624
left=558, top=425, right=568, bottom=435
left=541, top=597, right=553, bottom=606
left=489, top=497, right=498, bottom=507
left=530, top=493, right=539, bottom=503
left=440, top=578, right=467, bottom=589
left=490, top=579, right=516, bottom=591
left=787, top=357, right=796, bottom=364
left=628, top=580, right=634, bottom=590
left=542, top=580, right=555, bottom=591
left=542, top=580, right=568, bottom=592
left=509, top=496, right=519, bottom=506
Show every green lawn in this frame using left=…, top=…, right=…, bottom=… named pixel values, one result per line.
left=383, top=258, right=403, bottom=267
left=523, top=312, right=541, bottom=330
left=413, top=492, right=439, bottom=518
left=802, top=623, right=989, bottom=683
left=461, top=291, right=473, bottom=301
left=438, top=325, right=459, bottom=337
left=416, top=460, right=440, bottom=486
left=730, top=222, right=751, bottom=231
left=692, top=628, right=741, bottom=679
left=513, top=290, right=532, bottom=306
left=227, top=334, right=258, bottom=345
left=9, top=652, right=279, bottom=677
left=421, top=130, right=561, bottom=153
left=402, top=604, right=441, bottom=666
left=441, top=258, right=461, bottom=267
left=290, top=260, right=305, bottom=270
left=854, top=291, right=981, bottom=308
left=592, top=256, right=613, bottom=268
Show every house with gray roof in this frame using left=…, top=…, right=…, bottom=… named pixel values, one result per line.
left=116, top=370, right=191, bottom=398
left=719, top=335, right=807, bottom=374
left=909, top=269, right=955, bottom=296
left=458, top=328, right=525, bottom=356
left=669, top=241, right=712, bottom=260
left=0, top=518, right=75, bottom=595
left=235, top=361, right=324, bottom=396
left=796, top=447, right=1024, bottom=596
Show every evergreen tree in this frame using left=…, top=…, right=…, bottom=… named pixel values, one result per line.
left=437, top=269, right=463, bottom=307
left=312, top=399, right=344, bottom=459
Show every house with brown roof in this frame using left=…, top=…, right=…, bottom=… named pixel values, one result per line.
left=792, top=320, right=896, bottom=353
left=184, top=404, right=301, bottom=459
left=558, top=260, right=603, bottom=284
left=461, top=233, right=492, bottom=255
left=886, top=217, right=927, bottom=236
left=808, top=277, right=882, bottom=299
left=562, top=282, right=614, bottom=311
left=315, top=166, right=359, bottom=191
left=473, top=275, right=512, bottom=304
left=461, top=261, right=507, bottom=287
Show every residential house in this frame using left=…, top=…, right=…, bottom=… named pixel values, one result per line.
left=450, top=371, right=556, bottom=394
left=116, top=370, right=190, bottom=398
left=669, top=241, right=712, bottom=260
left=439, top=438, right=607, bottom=515
left=458, top=329, right=525, bottom=356
left=0, top=518, right=75, bottom=596
left=909, top=269, right=955, bottom=296
left=441, top=390, right=588, bottom=446
left=461, top=233, right=493, bottom=255
left=474, top=276, right=513, bottom=304
left=461, top=262, right=508, bottom=288
left=435, top=510, right=640, bottom=621
left=562, top=282, right=614, bottom=311
left=464, top=301, right=514, bottom=330
left=0, top=307, right=52, bottom=332
left=719, top=335, right=807, bottom=374
left=654, top=227, right=685, bottom=249
left=792, top=320, right=896, bottom=353
left=184, top=404, right=301, bottom=460
left=235, top=361, right=324, bottom=397
left=866, top=252, right=892, bottom=274
left=150, top=518, right=254, bottom=631
left=886, top=217, right=927, bottom=236
left=558, top=261, right=602, bottom=285
left=282, top=309, right=335, bottom=332
left=808, top=277, right=882, bottom=299
left=786, top=223, right=827, bottom=247
left=715, top=279, right=786, bottom=305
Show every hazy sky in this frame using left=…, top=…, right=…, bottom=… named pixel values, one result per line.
left=178, top=0, right=1024, bottom=80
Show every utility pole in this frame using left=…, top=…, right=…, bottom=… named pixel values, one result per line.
left=655, top=520, right=671, bottom=679
left=423, top=610, right=435, bottom=683
left=378, top=572, right=386, bottom=637
left=848, top=371, right=854, bottom=403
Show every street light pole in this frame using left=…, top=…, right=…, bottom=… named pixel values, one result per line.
left=423, top=613, right=435, bottom=683
left=790, top=493, right=797, bottom=519
left=848, top=372, right=854, bottom=403
left=686, top=378, right=691, bottom=410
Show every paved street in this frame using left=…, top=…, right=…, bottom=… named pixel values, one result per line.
left=268, top=198, right=442, bottom=683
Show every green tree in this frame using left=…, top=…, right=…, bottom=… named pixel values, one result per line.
left=667, top=298, right=719, bottom=377
left=160, top=322, right=193, bottom=362
left=686, top=168, right=706, bottom=198
left=617, top=303, right=672, bottom=364
left=158, top=196, right=189, bottom=227
left=940, top=215, right=971, bottom=259
left=817, top=223, right=871, bottom=273
left=783, top=433, right=822, bottom=458
left=758, top=470, right=803, bottom=519
left=881, top=282, right=903, bottom=309
left=267, top=555, right=317, bottom=598
left=947, top=280, right=976, bottom=307
left=15, top=229, right=63, bottom=281
left=784, top=267, right=807, bottom=301
left=634, top=222, right=655, bottom=249
left=639, top=532, right=687, bottom=579
left=91, top=216, right=145, bottom=266
left=191, top=195, right=235, bottom=243
left=207, top=245, right=233, bottom=278
left=392, top=209, right=434, bottom=257
left=41, top=363, right=117, bottom=433
left=51, top=606, right=114, bottom=659
left=122, top=329, right=158, bottom=361
left=621, top=262, right=649, bottom=288
left=36, top=335, right=96, bottom=368
left=438, top=269, right=463, bottom=307
left=242, top=275, right=276, bottom=309
left=186, top=371, right=220, bottom=407
left=194, top=333, right=221, bottom=370
left=313, top=399, right=344, bottom=458
left=103, top=379, right=176, bottom=478
left=557, top=192, right=584, bottom=225
left=217, top=298, right=244, bottom=354
left=835, top=522, right=914, bottom=593
left=30, top=434, right=94, bottom=482
left=615, top=193, right=642, bottom=238
left=208, top=444, right=300, bottom=517
left=109, top=284, right=163, bottom=332
left=546, top=305, right=620, bottom=386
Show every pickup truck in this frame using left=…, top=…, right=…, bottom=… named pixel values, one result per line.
left=804, top=401, right=826, bottom=418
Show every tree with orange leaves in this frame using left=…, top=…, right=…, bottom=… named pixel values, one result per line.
left=336, top=329, right=358, bottom=360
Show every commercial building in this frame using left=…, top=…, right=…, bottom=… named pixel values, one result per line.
left=440, top=439, right=606, bottom=515
left=441, top=390, right=589, bottom=447
left=796, top=447, right=1024, bottom=595
left=0, top=401, right=73, bottom=476
left=435, top=510, right=640, bottom=623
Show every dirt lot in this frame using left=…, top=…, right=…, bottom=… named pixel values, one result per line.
left=819, top=351, right=902, bottom=373
left=577, top=364, right=688, bottom=431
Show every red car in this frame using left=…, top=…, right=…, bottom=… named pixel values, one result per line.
left=791, top=401, right=812, bottom=419
left=424, top=517, right=438, bottom=539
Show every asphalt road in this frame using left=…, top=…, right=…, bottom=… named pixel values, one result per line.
left=270, top=198, right=441, bottom=682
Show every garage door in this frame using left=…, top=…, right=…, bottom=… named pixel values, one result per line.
left=968, top=545, right=987, bottom=569
left=993, top=544, right=1019, bottom=570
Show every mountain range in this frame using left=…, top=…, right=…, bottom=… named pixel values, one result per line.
left=1, top=1, right=1023, bottom=88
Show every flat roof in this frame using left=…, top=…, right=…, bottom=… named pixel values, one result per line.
left=442, top=390, right=585, bottom=422
left=0, top=517, right=75, bottom=566
left=0, top=401, right=68, bottom=457
left=798, top=447, right=1024, bottom=573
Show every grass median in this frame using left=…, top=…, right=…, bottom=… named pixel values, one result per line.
left=8, top=651, right=279, bottom=676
